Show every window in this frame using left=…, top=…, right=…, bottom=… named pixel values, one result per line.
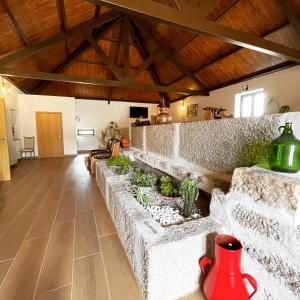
left=234, top=89, right=265, bottom=118
left=77, top=129, right=95, bottom=136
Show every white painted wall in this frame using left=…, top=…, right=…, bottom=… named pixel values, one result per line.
left=170, top=65, right=300, bottom=123
left=18, top=94, right=77, bottom=156
left=1, top=77, right=23, bottom=165
left=76, top=99, right=157, bottom=151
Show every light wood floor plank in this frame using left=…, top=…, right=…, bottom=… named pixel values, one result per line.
left=0, top=211, right=37, bottom=260
left=55, top=190, right=75, bottom=223
left=36, top=284, right=71, bottom=300
left=93, top=202, right=116, bottom=236
left=0, top=259, right=13, bottom=286
left=74, top=188, right=93, bottom=212
left=100, top=234, right=142, bottom=300
left=65, top=175, right=96, bottom=189
left=73, top=253, right=109, bottom=300
left=23, top=189, right=49, bottom=213
left=74, top=209, right=100, bottom=258
left=0, top=223, right=9, bottom=238
left=90, top=185, right=104, bottom=204
left=36, top=221, right=74, bottom=295
left=26, top=202, right=59, bottom=239
left=0, top=237, right=48, bottom=300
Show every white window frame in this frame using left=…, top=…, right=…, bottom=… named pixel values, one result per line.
left=77, top=129, right=95, bottom=136
left=234, top=88, right=265, bottom=118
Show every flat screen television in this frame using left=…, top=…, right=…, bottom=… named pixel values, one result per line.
left=130, top=106, right=148, bottom=119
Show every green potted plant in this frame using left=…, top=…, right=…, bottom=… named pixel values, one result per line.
left=133, top=187, right=156, bottom=205
left=159, top=175, right=180, bottom=199
left=106, top=155, right=132, bottom=175
left=179, top=178, right=199, bottom=218
left=131, top=169, right=158, bottom=187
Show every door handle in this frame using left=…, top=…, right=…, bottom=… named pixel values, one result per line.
left=0, top=138, right=6, bottom=142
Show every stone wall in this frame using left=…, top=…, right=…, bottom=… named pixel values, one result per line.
left=131, top=113, right=300, bottom=172
left=210, top=168, right=300, bottom=300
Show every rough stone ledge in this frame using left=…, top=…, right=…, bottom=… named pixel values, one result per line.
left=230, top=167, right=300, bottom=218
left=145, top=124, right=176, bottom=159
left=130, top=149, right=232, bottom=193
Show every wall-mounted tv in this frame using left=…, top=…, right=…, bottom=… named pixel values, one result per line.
left=130, top=106, right=148, bottom=119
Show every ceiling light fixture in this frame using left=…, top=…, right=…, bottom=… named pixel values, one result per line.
left=1, top=78, right=11, bottom=94
left=180, top=99, right=185, bottom=110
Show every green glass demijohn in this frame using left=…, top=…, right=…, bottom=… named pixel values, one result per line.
left=269, top=122, right=300, bottom=173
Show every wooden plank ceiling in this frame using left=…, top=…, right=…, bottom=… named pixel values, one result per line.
left=0, top=0, right=299, bottom=103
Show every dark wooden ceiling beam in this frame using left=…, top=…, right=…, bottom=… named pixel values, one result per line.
left=159, top=0, right=240, bottom=67
left=73, top=96, right=160, bottom=104
left=31, top=17, right=121, bottom=94
left=280, top=0, right=300, bottom=36
left=95, top=5, right=101, bottom=18
left=88, top=0, right=300, bottom=62
left=0, top=10, right=121, bottom=67
left=176, top=0, right=219, bottom=19
left=133, top=47, right=161, bottom=79
left=0, top=0, right=30, bottom=46
left=107, top=17, right=124, bottom=100
left=56, top=0, right=69, bottom=63
left=122, top=17, right=131, bottom=78
left=85, top=33, right=124, bottom=80
left=0, top=67, right=209, bottom=95
left=166, top=22, right=291, bottom=87
left=132, top=18, right=208, bottom=90
left=129, top=19, right=167, bottom=100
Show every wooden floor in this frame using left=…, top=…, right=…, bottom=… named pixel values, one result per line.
left=0, top=156, right=204, bottom=300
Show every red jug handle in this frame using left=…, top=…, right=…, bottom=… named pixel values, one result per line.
left=199, top=257, right=212, bottom=278
left=242, top=273, right=257, bottom=298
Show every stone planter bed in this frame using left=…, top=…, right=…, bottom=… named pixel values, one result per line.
left=96, top=160, right=220, bottom=300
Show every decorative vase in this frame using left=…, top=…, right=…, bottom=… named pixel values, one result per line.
left=269, top=122, right=300, bottom=173
left=121, top=136, right=130, bottom=149
left=200, top=234, right=257, bottom=300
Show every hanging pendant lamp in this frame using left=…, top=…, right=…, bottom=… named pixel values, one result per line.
left=156, top=98, right=172, bottom=124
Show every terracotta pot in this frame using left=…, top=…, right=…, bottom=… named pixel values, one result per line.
left=121, top=136, right=130, bottom=149
left=203, top=110, right=214, bottom=120
left=200, top=234, right=257, bottom=300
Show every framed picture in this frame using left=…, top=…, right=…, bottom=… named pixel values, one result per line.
left=187, top=104, right=198, bottom=117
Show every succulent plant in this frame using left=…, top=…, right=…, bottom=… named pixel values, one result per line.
left=179, top=178, right=199, bottom=218
left=133, top=187, right=156, bottom=205
left=159, top=175, right=179, bottom=197
left=107, top=155, right=132, bottom=175
left=131, top=169, right=158, bottom=187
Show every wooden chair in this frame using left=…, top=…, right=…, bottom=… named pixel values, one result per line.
left=89, top=140, right=120, bottom=176
left=20, top=137, right=35, bottom=160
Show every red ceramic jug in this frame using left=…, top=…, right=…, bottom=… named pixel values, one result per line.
left=199, top=234, right=257, bottom=300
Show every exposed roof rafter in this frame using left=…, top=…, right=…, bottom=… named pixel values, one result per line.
left=0, top=67, right=209, bottom=95
left=132, top=18, right=208, bottom=91
left=280, top=0, right=300, bottom=36
left=129, top=19, right=167, bottom=101
left=88, top=0, right=300, bottom=62
left=31, top=16, right=121, bottom=94
left=0, top=10, right=121, bottom=67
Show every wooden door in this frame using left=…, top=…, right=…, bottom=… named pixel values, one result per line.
left=36, top=112, right=64, bottom=158
left=0, top=98, right=11, bottom=181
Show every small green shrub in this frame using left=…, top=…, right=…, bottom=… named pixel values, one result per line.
left=180, top=178, right=199, bottom=218
left=133, top=187, right=155, bottom=205
left=159, top=175, right=179, bottom=197
left=107, top=155, right=132, bottom=175
left=131, top=169, right=158, bottom=187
